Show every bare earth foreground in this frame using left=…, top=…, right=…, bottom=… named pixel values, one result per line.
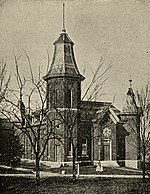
left=0, top=176, right=150, bottom=194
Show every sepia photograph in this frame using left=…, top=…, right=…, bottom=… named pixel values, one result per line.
left=0, top=0, right=150, bottom=193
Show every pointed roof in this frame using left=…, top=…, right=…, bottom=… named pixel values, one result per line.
left=127, top=87, right=134, bottom=96
left=123, top=80, right=137, bottom=113
left=43, top=31, right=84, bottom=81
left=43, top=3, right=84, bottom=81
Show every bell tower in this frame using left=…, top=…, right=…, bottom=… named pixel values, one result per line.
left=43, top=3, right=84, bottom=109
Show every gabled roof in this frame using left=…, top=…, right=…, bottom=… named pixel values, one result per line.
left=80, top=100, right=121, bottom=124
left=94, top=107, right=121, bottom=125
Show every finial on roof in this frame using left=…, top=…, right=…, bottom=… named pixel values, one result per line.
left=129, top=75, right=132, bottom=88
left=62, top=2, right=66, bottom=33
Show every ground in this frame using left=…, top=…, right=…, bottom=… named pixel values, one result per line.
left=0, top=176, right=150, bottom=194
left=0, top=164, right=150, bottom=194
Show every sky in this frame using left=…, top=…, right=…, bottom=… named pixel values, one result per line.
left=0, top=0, right=150, bottom=110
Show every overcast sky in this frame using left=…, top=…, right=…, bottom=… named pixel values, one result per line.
left=0, top=0, right=150, bottom=110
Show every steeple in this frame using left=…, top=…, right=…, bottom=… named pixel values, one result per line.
left=43, top=3, right=84, bottom=81
left=123, top=78, right=137, bottom=112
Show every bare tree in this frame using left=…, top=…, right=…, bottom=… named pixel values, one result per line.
left=2, top=52, right=111, bottom=182
left=0, top=60, right=10, bottom=104
left=2, top=54, right=62, bottom=185
left=137, top=83, right=150, bottom=181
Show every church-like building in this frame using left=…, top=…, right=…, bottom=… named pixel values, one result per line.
left=22, top=10, right=141, bottom=169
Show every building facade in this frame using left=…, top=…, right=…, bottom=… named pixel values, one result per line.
left=21, top=22, right=141, bottom=169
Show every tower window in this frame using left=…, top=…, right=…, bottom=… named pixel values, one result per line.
left=66, top=87, right=72, bottom=108
left=49, top=90, right=55, bottom=108
left=55, top=89, right=60, bottom=107
left=49, top=89, right=61, bottom=108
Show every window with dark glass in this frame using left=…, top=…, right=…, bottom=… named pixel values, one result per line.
left=49, top=90, right=55, bottom=107
left=55, top=89, right=60, bottom=107
left=66, top=87, right=72, bottom=108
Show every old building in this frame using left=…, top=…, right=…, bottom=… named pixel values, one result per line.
left=22, top=7, right=141, bottom=169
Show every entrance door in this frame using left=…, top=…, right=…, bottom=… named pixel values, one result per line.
left=103, top=139, right=111, bottom=161
left=117, top=137, right=125, bottom=166
left=56, top=145, right=61, bottom=162
left=82, top=138, right=88, bottom=156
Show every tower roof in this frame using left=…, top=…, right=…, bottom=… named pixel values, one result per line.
left=43, top=31, right=85, bottom=81
left=43, top=3, right=84, bottom=81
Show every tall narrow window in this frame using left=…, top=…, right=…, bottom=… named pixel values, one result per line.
left=48, top=83, right=53, bottom=108
left=49, top=90, right=55, bottom=108
left=66, top=87, right=72, bottom=108
left=55, top=89, right=60, bottom=107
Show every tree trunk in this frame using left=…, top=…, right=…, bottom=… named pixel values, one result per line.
left=136, top=115, right=141, bottom=161
left=72, top=143, right=76, bottom=181
left=142, top=145, right=146, bottom=182
left=35, top=154, right=40, bottom=186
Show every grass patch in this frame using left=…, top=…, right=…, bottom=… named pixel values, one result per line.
left=0, top=176, right=150, bottom=194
